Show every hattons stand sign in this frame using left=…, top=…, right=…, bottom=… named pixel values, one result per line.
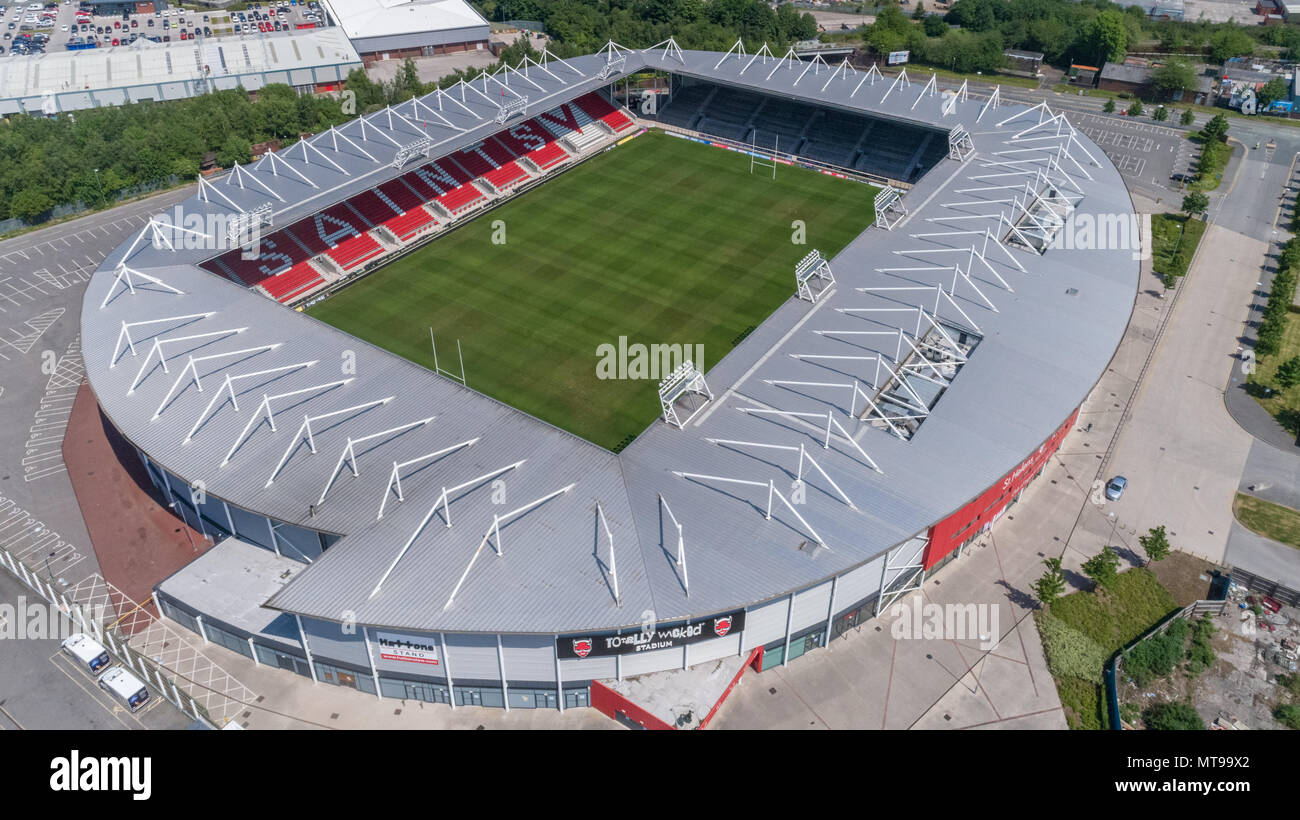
left=558, top=610, right=746, bottom=659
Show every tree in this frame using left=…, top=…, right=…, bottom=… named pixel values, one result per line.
left=1103, top=98, right=1116, bottom=113
left=1142, top=701, right=1205, bottom=730
left=1082, top=545, right=1121, bottom=591
left=1180, top=108, right=1195, bottom=126
left=1150, top=60, right=1196, bottom=100
left=1138, top=525, right=1172, bottom=566
left=1208, top=28, right=1255, bottom=63
left=1258, top=76, right=1289, bottom=110
left=1031, top=557, right=1067, bottom=607
left=923, top=13, right=946, bottom=37
left=1277, top=356, right=1300, bottom=389
left=1180, top=192, right=1208, bottom=216
left=1126, top=100, right=1143, bottom=117
left=1276, top=703, right=1300, bottom=729
left=1201, top=112, right=1229, bottom=143
left=215, top=135, right=252, bottom=168
left=913, top=0, right=927, bottom=19
left=1084, top=10, right=1128, bottom=65
left=1153, top=105, right=1168, bottom=122
left=9, top=189, right=53, bottom=223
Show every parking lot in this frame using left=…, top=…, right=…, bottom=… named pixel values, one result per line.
left=3, top=0, right=330, bottom=56
left=1068, top=112, right=1191, bottom=195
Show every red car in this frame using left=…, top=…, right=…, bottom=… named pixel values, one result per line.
left=111, top=37, right=118, bottom=45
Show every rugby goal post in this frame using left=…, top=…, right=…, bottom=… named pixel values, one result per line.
left=659, top=361, right=713, bottom=429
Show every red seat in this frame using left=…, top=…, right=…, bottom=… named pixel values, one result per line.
left=384, top=207, right=436, bottom=241
left=436, top=184, right=485, bottom=215
left=260, top=261, right=324, bottom=303
left=493, top=121, right=552, bottom=156
left=450, top=146, right=497, bottom=178
left=377, top=178, right=426, bottom=213
left=346, top=190, right=400, bottom=227
left=326, top=233, right=384, bottom=271
left=527, top=142, right=568, bottom=170
left=484, top=160, right=528, bottom=192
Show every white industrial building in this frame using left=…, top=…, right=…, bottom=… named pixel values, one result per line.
left=318, top=0, right=489, bottom=63
left=0, top=28, right=362, bottom=116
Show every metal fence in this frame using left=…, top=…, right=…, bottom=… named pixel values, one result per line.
left=1106, top=598, right=1227, bottom=730
left=0, top=175, right=181, bottom=237
left=0, top=533, right=256, bottom=726
left=1229, top=566, right=1300, bottom=607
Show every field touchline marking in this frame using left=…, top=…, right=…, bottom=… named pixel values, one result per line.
left=693, top=287, right=839, bottom=428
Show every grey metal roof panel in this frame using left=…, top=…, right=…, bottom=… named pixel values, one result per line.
left=84, top=45, right=1139, bottom=635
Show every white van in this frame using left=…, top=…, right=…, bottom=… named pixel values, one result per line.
left=60, top=633, right=112, bottom=676
left=99, top=667, right=150, bottom=712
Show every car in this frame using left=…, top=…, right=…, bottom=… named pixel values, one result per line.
left=146, top=17, right=151, bottom=25
left=232, top=22, right=238, bottom=30
left=162, top=33, right=168, bottom=40
left=1104, top=476, right=1127, bottom=501
left=130, top=18, right=135, bottom=26
left=202, top=25, right=209, bottom=34
left=110, top=36, right=116, bottom=44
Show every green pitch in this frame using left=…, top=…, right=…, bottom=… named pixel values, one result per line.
left=307, top=130, right=878, bottom=451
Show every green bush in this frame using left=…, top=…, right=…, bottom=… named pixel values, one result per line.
left=1038, top=613, right=1109, bottom=684
left=1273, top=703, right=1300, bottom=729
left=1143, top=701, right=1205, bottom=730
left=1124, top=618, right=1188, bottom=686
left=1186, top=614, right=1216, bottom=675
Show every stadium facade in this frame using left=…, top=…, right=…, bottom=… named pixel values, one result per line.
left=82, top=41, right=1138, bottom=714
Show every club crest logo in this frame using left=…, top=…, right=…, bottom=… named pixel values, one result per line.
left=572, top=638, right=593, bottom=658
left=714, top=616, right=733, bottom=637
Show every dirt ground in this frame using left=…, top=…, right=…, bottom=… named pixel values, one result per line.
left=1147, top=550, right=1219, bottom=606
left=1118, top=602, right=1300, bottom=730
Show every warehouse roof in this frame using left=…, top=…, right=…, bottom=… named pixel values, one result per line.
left=83, top=44, right=1138, bottom=635
left=0, top=28, right=361, bottom=103
left=320, top=0, right=487, bottom=41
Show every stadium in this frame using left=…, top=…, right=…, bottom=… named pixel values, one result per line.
left=81, top=40, right=1139, bottom=723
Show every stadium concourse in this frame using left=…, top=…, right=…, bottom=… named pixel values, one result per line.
left=79, top=41, right=1138, bottom=721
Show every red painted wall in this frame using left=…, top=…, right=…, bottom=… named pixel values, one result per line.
left=590, top=681, right=675, bottom=730
left=698, top=648, right=761, bottom=730
left=923, top=407, right=1079, bottom=569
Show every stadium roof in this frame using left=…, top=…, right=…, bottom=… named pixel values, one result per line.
left=320, top=0, right=487, bottom=41
left=0, top=29, right=362, bottom=114
left=83, top=42, right=1139, bottom=635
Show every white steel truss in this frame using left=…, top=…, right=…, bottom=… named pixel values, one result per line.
left=645, top=37, right=685, bottom=65
left=443, top=483, right=577, bottom=610
left=152, top=344, right=282, bottom=420
left=874, top=186, right=907, bottom=231
left=260, top=398, right=400, bottom=487
left=376, top=438, right=480, bottom=520
left=368, top=459, right=527, bottom=598
left=183, top=361, right=317, bottom=444
left=311, top=417, right=438, bottom=500
left=127, top=327, right=247, bottom=395
left=99, top=263, right=185, bottom=310
left=874, top=536, right=930, bottom=615
left=658, top=494, right=688, bottom=595
left=659, top=360, right=713, bottom=428
left=706, top=438, right=856, bottom=510
left=737, top=407, right=882, bottom=473
left=595, top=502, right=621, bottom=606
left=795, top=249, right=835, bottom=302
left=219, top=380, right=355, bottom=466
left=671, top=471, right=829, bottom=550
left=110, top=312, right=213, bottom=366
left=948, top=124, right=975, bottom=161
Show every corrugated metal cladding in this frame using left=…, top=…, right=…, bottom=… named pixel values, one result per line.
left=85, top=47, right=1135, bottom=653
left=688, top=631, right=741, bottom=665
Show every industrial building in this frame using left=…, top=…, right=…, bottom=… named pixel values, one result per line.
left=0, top=28, right=362, bottom=116
left=317, top=0, right=489, bottom=63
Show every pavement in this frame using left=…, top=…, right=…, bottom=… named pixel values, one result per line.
left=0, top=569, right=191, bottom=730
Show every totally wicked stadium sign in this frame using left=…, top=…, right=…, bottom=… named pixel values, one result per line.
left=557, top=610, right=745, bottom=659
